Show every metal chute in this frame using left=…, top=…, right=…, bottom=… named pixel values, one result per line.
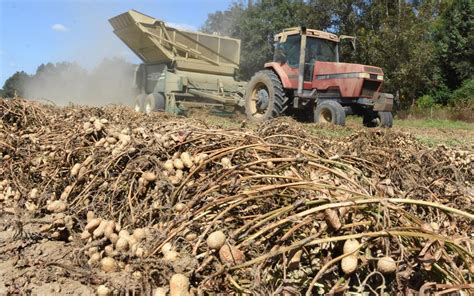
left=109, top=10, right=241, bottom=76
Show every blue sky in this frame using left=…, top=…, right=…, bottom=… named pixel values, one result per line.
left=0, top=0, right=233, bottom=85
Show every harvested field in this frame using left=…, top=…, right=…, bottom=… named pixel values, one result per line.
left=0, top=99, right=473, bottom=295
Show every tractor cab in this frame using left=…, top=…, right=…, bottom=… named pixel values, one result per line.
left=272, top=28, right=361, bottom=84
left=274, top=30, right=339, bottom=81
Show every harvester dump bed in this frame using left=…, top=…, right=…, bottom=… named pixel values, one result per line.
left=109, top=10, right=241, bottom=76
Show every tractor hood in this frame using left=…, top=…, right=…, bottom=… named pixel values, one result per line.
left=314, top=61, right=384, bottom=80
left=312, top=61, right=384, bottom=98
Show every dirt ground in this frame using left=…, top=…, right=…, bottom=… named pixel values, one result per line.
left=1, top=100, right=473, bottom=295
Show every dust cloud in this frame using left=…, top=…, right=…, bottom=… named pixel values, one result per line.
left=23, top=58, right=136, bottom=107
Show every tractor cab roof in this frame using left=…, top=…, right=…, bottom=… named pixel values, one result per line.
left=274, top=27, right=339, bottom=43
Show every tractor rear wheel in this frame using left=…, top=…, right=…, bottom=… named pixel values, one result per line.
left=144, top=93, right=165, bottom=114
left=363, top=111, right=393, bottom=128
left=134, top=94, right=146, bottom=113
left=245, top=70, right=288, bottom=121
left=314, top=100, right=346, bottom=126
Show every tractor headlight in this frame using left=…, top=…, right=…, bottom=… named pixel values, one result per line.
left=377, top=75, right=383, bottom=80
left=359, top=73, right=370, bottom=79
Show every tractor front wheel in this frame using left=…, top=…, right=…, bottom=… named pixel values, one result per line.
left=363, top=111, right=393, bottom=128
left=245, top=70, right=288, bottom=122
left=314, top=100, right=346, bottom=126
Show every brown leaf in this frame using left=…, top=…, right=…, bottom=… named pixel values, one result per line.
left=324, top=209, right=341, bottom=231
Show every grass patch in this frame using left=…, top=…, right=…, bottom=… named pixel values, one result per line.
left=394, top=118, right=474, bottom=130
left=414, top=135, right=466, bottom=147
left=193, top=113, right=245, bottom=129
left=203, top=117, right=243, bottom=129
left=306, top=124, right=353, bottom=138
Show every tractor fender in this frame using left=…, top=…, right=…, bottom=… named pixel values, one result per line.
left=373, top=93, right=394, bottom=112
left=264, top=62, right=292, bottom=89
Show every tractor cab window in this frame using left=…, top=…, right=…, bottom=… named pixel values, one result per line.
left=304, top=37, right=338, bottom=81
left=274, top=35, right=301, bottom=68
left=305, top=38, right=338, bottom=63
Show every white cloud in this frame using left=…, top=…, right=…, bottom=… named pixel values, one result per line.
left=165, top=22, right=197, bottom=32
left=52, top=24, right=69, bottom=32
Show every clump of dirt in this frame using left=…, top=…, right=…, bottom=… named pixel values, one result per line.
left=1, top=99, right=473, bottom=295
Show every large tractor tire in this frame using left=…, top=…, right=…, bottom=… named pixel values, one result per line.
left=144, top=93, right=165, bottom=114
left=314, top=100, right=346, bottom=126
left=245, top=70, right=288, bottom=121
left=363, top=111, right=393, bottom=128
left=134, top=94, right=147, bottom=113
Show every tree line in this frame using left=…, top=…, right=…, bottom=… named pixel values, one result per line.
left=202, top=0, right=473, bottom=110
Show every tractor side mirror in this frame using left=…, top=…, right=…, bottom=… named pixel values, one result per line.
left=350, top=39, right=356, bottom=51
left=340, top=35, right=356, bottom=52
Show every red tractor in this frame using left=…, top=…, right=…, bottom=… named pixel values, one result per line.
left=245, top=27, right=394, bottom=127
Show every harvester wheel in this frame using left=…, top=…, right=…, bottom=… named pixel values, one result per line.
left=314, top=100, right=346, bottom=126
left=144, top=93, right=165, bottom=114
left=245, top=70, right=288, bottom=121
left=363, top=111, right=393, bottom=128
left=134, top=94, right=146, bottom=113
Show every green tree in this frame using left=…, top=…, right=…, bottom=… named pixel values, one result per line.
left=201, top=2, right=245, bottom=36
left=435, top=0, right=473, bottom=90
left=350, top=1, right=440, bottom=107
left=1, top=71, right=31, bottom=97
left=450, top=79, right=474, bottom=105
